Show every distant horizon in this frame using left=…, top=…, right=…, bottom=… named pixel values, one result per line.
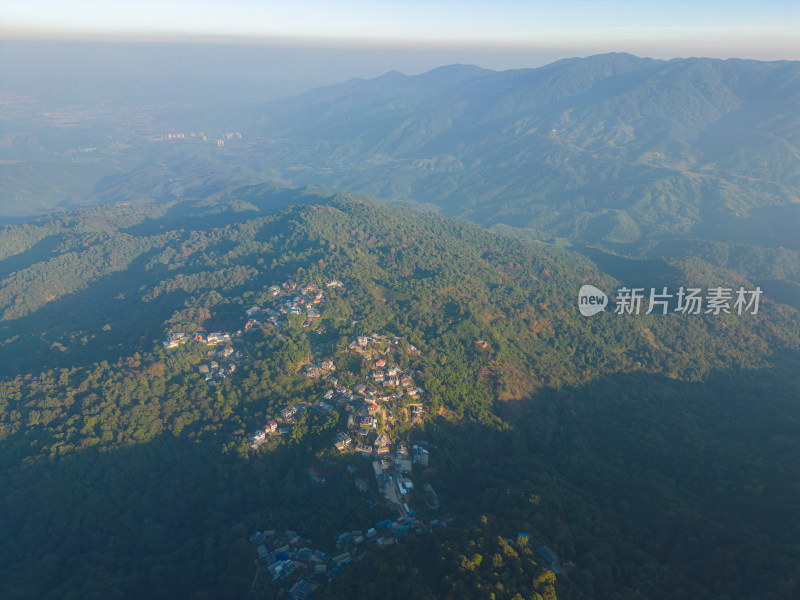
left=2, top=36, right=797, bottom=108
left=2, top=0, right=798, bottom=99
left=2, top=1, right=798, bottom=54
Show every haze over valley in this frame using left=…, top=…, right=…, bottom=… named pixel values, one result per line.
left=1, top=3, right=799, bottom=598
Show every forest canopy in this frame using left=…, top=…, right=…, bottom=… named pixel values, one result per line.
left=0, top=186, right=798, bottom=600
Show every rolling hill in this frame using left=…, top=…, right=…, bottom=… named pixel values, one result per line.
left=0, top=186, right=798, bottom=599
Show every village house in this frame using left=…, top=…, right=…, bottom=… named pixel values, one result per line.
left=268, top=559, right=296, bottom=579
left=302, top=365, right=322, bottom=378
left=206, top=332, right=230, bottom=345
left=249, top=430, right=266, bottom=449
left=334, top=432, right=351, bottom=450
left=413, top=445, right=430, bottom=466
left=162, top=332, right=189, bottom=348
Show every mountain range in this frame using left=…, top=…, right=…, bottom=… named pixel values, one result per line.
left=3, top=53, right=798, bottom=249
left=238, top=53, right=800, bottom=244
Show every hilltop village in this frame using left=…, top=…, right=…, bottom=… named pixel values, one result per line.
left=161, top=278, right=467, bottom=598
left=162, top=279, right=432, bottom=461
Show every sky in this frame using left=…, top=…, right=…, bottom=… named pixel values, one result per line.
left=2, top=0, right=798, bottom=56
left=1, top=0, right=798, bottom=102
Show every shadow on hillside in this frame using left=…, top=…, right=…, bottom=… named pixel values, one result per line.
left=423, top=354, right=800, bottom=599
left=0, top=355, right=798, bottom=599
left=120, top=184, right=337, bottom=238
left=0, top=252, right=192, bottom=375
left=0, top=425, right=387, bottom=600
left=0, top=233, right=66, bottom=280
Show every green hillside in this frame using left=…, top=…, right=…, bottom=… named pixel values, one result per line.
left=0, top=186, right=798, bottom=599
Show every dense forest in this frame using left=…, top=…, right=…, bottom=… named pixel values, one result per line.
left=0, top=186, right=798, bottom=599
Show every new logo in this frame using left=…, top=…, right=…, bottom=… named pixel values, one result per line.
left=578, top=285, right=608, bottom=316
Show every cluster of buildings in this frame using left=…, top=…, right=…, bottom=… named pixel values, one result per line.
left=247, top=521, right=419, bottom=600
left=162, top=331, right=233, bottom=349
left=365, top=443, right=439, bottom=513
left=248, top=418, right=280, bottom=450
left=244, top=280, right=342, bottom=332
left=161, top=331, right=231, bottom=348
left=248, top=508, right=446, bottom=599
left=347, top=335, right=424, bottom=397
left=248, top=402, right=311, bottom=449
left=247, top=530, right=327, bottom=599
left=146, top=131, right=242, bottom=146
left=246, top=325, right=428, bottom=458
left=198, top=346, right=241, bottom=383
left=301, top=359, right=336, bottom=380
left=164, top=280, right=433, bottom=459
left=229, top=330, right=427, bottom=465
left=162, top=331, right=241, bottom=387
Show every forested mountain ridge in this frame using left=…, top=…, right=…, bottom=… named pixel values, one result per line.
left=242, top=53, right=800, bottom=243
left=0, top=186, right=799, bottom=599
left=3, top=53, right=798, bottom=251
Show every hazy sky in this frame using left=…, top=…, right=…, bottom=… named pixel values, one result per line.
left=1, top=1, right=797, bottom=103
left=2, top=0, right=798, bottom=57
